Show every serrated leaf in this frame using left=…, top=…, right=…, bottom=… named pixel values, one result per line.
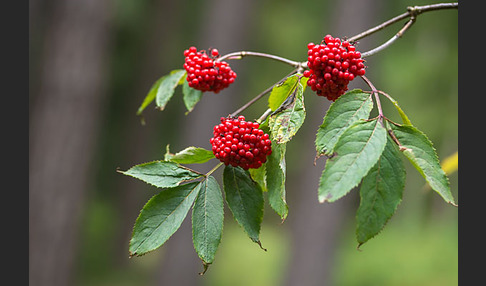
left=356, top=137, right=406, bottom=246
left=318, top=119, right=387, bottom=203
left=182, top=79, right=203, bottom=114
left=166, top=146, right=215, bottom=164
left=156, top=69, right=186, bottom=110
left=223, top=165, right=264, bottom=247
left=268, top=74, right=300, bottom=111
left=137, top=76, right=166, bottom=116
left=265, top=141, right=288, bottom=220
left=192, top=176, right=224, bottom=265
left=390, top=124, right=456, bottom=205
left=129, top=181, right=201, bottom=256
left=118, top=161, right=203, bottom=189
left=269, top=81, right=306, bottom=144
left=315, top=89, right=373, bottom=156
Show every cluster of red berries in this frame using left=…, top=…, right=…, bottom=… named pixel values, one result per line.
left=183, top=46, right=237, bottom=93
left=210, top=116, right=272, bottom=170
left=304, top=34, right=366, bottom=101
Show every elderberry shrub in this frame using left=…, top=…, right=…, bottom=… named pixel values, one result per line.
left=304, top=34, right=366, bottom=101
left=183, top=46, right=237, bottom=93
left=210, top=116, right=272, bottom=170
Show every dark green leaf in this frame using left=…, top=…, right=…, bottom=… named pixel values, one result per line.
left=166, top=146, right=215, bottom=164
left=223, top=165, right=264, bottom=247
left=318, top=119, right=387, bottom=203
left=390, top=124, right=456, bottom=205
left=268, top=79, right=306, bottom=144
left=315, top=89, right=373, bottom=156
left=265, top=141, right=288, bottom=220
left=156, top=69, right=186, bottom=110
left=137, top=76, right=166, bottom=116
left=192, top=176, right=224, bottom=265
left=182, top=79, right=203, bottom=114
left=119, top=161, right=203, bottom=189
left=356, top=137, right=406, bottom=246
left=129, top=181, right=201, bottom=256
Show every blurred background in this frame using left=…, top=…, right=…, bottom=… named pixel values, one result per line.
left=29, top=0, right=458, bottom=285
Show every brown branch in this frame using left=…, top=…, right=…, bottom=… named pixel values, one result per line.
left=216, top=51, right=303, bottom=69
left=229, top=69, right=299, bottom=117
left=347, top=2, right=458, bottom=43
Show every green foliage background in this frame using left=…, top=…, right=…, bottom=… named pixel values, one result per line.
left=77, top=0, right=457, bottom=285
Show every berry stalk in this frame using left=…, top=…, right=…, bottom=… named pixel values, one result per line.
left=360, top=75, right=384, bottom=123
left=216, top=51, right=304, bottom=69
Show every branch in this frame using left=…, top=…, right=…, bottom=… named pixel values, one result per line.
left=216, top=51, right=303, bottom=69
left=350, top=3, right=457, bottom=57
left=360, top=75, right=384, bottom=122
left=347, top=2, right=458, bottom=43
left=361, top=18, right=415, bottom=58
left=229, top=68, right=299, bottom=117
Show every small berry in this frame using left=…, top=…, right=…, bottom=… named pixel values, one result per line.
left=183, top=47, right=237, bottom=93
left=303, top=35, right=366, bottom=101
left=210, top=116, right=272, bottom=170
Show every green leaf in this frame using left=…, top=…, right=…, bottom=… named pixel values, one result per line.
left=192, top=176, right=224, bottom=265
left=137, top=76, right=166, bottom=116
left=182, top=79, right=203, bottom=114
left=223, top=165, right=265, bottom=248
left=129, top=181, right=201, bottom=256
left=156, top=69, right=186, bottom=111
left=268, top=79, right=306, bottom=144
left=166, top=146, right=215, bottom=164
left=318, top=119, right=387, bottom=203
left=390, top=124, right=456, bottom=206
left=315, top=89, right=373, bottom=156
left=356, top=137, right=406, bottom=246
left=268, top=74, right=300, bottom=111
left=265, top=141, right=288, bottom=220
left=249, top=165, right=267, bottom=192
left=386, top=95, right=412, bottom=125
left=118, top=161, right=203, bottom=189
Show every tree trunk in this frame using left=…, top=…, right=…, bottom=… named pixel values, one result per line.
left=29, top=0, right=113, bottom=285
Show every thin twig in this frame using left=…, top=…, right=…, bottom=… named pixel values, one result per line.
left=347, top=2, right=458, bottom=42
left=361, top=18, right=415, bottom=58
left=360, top=75, right=384, bottom=123
left=256, top=108, right=272, bottom=124
left=229, top=69, right=299, bottom=117
left=205, top=162, right=223, bottom=178
left=216, top=51, right=303, bottom=69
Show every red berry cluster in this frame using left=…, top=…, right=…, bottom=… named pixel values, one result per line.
left=304, top=34, right=366, bottom=101
left=183, top=46, right=237, bottom=93
left=210, top=116, right=272, bottom=170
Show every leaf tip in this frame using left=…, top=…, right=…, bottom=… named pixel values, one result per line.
left=318, top=193, right=332, bottom=204
left=256, top=240, right=267, bottom=252
left=198, top=261, right=211, bottom=276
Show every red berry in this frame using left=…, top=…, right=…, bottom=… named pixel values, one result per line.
left=183, top=47, right=237, bottom=93
left=210, top=116, right=272, bottom=170
left=304, top=36, right=366, bottom=101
